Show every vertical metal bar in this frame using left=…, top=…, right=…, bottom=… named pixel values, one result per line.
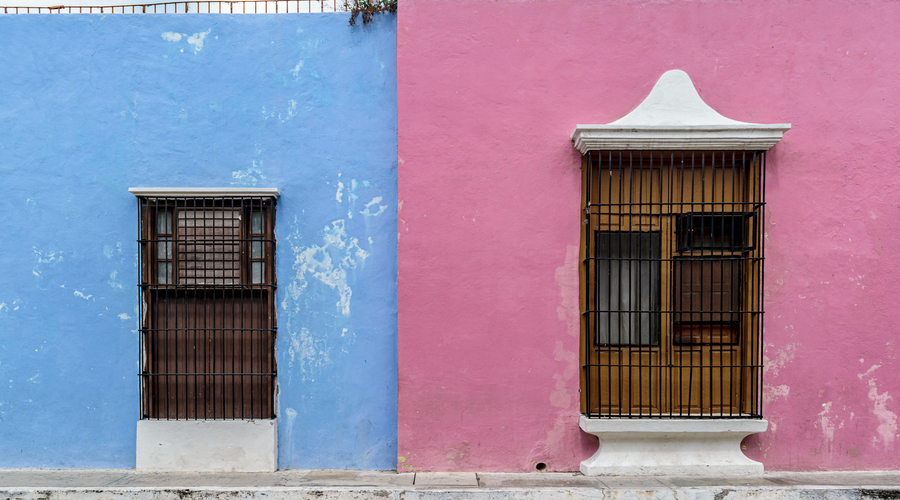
left=193, top=199, right=198, bottom=419
left=164, top=198, right=171, bottom=420
left=248, top=197, right=254, bottom=418
left=716, top=151, right=724, bottom=417
left=138, top=196, right=144, bottom=419
left=701, top=150, right=709, bottom=416
left=607, top=150, right=615, bottom=416
left=619, top=150, right=628, bottom=417
left=233, top=197, right=239, bottom=419
left=585, top=152, right=592, bottom=415
left=269, top=197, right=275, bottom=417
left=667, top=151, right=675, bottom=417
left=686, top=150, right=695, bottom=417
left=637, top=151, right=644, bottom=417
left=759, top=151, right=766, bottom=418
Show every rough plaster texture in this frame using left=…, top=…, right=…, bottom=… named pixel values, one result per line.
left=136, top=420, right=277, bottom=472
left=0, top=14, right=398, bottom=469
left=396, top=0, right=900, bottom=472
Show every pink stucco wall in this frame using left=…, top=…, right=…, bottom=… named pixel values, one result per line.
left=397, top=0, right=900, bottom=471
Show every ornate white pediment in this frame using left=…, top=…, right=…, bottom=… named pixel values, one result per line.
left=572, top=70, right=790, bottom=153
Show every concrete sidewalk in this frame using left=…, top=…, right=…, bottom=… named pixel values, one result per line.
left=1, top=469, right=899, bottom=499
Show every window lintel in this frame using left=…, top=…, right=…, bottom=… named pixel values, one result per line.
left=129, top=187, right=281, bottom=198
left=571, top=70, right=790, bottom=154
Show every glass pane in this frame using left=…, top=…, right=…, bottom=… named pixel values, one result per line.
left=251, top=240, right=263, bottom=259
left=250, top=211, right=263, bottom=234
left=157, top=262, right=172, bottom=284
left=252, top=262, right=264, bottom=284
left=595, top=231, right=661, bottom=346
left=677, top=213, right=749, bottom=252
left=156, top=211, right=172, bottom=234
left=157, top=237, right=172, bottom=259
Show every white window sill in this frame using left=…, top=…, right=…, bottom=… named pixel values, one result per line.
left=136, top=419, right=277, bottom=472
left=579, top=415, right=767, bottom=476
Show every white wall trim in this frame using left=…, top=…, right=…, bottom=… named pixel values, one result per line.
left=579, top=416, right=767, bottom=476
left=128, top=187, right=281, bottom=198
left=571, top=70, right=790, bottom=153
left=136, top=419, right=277, bottom=472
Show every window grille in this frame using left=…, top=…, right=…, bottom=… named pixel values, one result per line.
left=581, top=151, right=765, bottom=419
left=137, top=195, right=277, bottom=420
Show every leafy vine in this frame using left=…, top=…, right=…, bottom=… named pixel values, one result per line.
left=344, top=0, right=397, bottom=26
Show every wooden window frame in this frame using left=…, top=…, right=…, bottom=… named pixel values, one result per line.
left=132, top=189, right=279, bottom=421
left=579, top=151, right=764, bottom=418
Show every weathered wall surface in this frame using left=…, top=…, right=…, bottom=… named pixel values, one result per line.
left=396, top=0, right=900, bottom=471
left=0, top=14, right=397, bottom=469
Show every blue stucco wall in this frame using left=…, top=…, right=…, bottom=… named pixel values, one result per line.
left=0, top=14, right=397, bottom=469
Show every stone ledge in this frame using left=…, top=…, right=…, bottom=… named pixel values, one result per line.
left=579, top=416, right=768, bottom=476
left=136, top=420, right=277, bottom=472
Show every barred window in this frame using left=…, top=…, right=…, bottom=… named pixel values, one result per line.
left=581, top=151, right=764, bottom=418
left=132, top=189, right=278, bottom=420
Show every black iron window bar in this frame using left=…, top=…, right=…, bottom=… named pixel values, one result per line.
left=137, top=195, right=277, bottom=420
left=582, top=150, right=765, bottom=419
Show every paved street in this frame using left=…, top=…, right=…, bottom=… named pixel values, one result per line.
left=1, top=469, right=899, bottom=499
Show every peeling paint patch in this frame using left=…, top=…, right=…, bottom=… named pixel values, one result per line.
left=187, top=29, right=212, bottom=52
left=232, top=160, right=267, bottom=186
left=162, top=29, right=211, bottom=53
left=540, top=245, right=581, bottom=458
left=280, top=100, right=297, bottom=122
left=360, top=197, right=387, bottom=217
left=108, top=270, right=123, bottom=289
left=763, top=342, right=798, bottom=377
left=858, top=365, right=898, bottom=450
left=763, top=384, right=790, bottom=404
left=817, top=401, right=841, bottom=455
left=336, top=181, right=344, bottom=203
left=262, top=100, right=299, bottom=122
left=161, top=32, right=184, bottom=42
left=282, top=219, right=369, bottom=316
left=32, top=248, right=63, bottom=277
left=286, top=328, right=331, bottom=382
left=284, top=407, right=297, bottom=464
left=291, top=61, right=304, bottom=78
left=118, top=313, right=131, bottom=320
left=74, top=290, right=93, bottom=301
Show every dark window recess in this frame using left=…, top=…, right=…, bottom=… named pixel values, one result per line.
left=673, top=259, right=742, bottom=345
left=594, top=231, right=661, bottom=347
left=676, top=212, right=755, bottom=252
left=137, top=196, right=276, bottom=420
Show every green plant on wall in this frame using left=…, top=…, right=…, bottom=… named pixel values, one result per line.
left=344, top=0, right=396, bottom=25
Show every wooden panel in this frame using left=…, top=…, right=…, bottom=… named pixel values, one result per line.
left=674, top=259, right=741, bottom=326
left=671, top=348, right=741, bottom=415
left=144, top=290, right=273, bottom=419
left=594, top=348, right=663, bottom=416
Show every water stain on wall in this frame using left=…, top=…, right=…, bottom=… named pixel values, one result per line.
left=858, top=364, right=898, bottom=451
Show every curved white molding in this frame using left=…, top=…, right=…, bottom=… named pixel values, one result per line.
left=572, top=70, right=790, bottom=153
left=579, top=416, right=768, bottom=476
left=129, top=187, right=281, bottom=198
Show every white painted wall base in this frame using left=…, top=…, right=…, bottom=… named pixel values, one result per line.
left=136, top=419, right=277, bottom=472
left=579, top=416, right=767, bottom=476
